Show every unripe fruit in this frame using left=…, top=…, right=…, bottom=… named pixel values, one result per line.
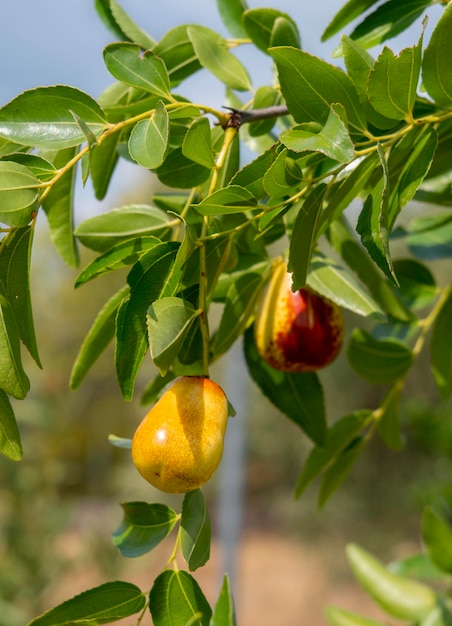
left=131, top=376, right=228, bottom=494
left=255, top=260, right=343, bottom=372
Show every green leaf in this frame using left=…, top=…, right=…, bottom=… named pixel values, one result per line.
left=407, top=212, right=452, bottom=260
left=430, top=286, right=452, bottom=401
left=333, top=0, right=430, bottom=56
left=368, top=40, right=422, bottom=120
left=327, top=218, right=412, bottom=322
left=0, top=86, right=107, bottom=150
left=357, top=145, right=398, bottom=285
left=269, top=47, right=366, bottom=135
left=108, top=434, right=132, bottom=449
left=42, top=146, right=79, bottom=267
left=103, top=43, right=171, bottom=99
left=149, top=570, right=212, bottom=626
left=244, top=326, right=326, bottom=445
left=389, top=552, right=445, bottom=582
left=322, top=0, right=380, bottom=41
left=112, top=501, right=178, bottom=558
left=153, top=26, right=202, bottom=86
left=27, top=581, right=146, bottom=626
left=347, top=328, right=413, bottom=384
left=182, top=117, right=215, bottom=168
left=216, top=0, right=248, bottom=38
left=247, top=86, right=281, bottom=137
left=115, top=242, right=179, bottom=400
left=270, top=16, right=301, bottom=49
left=129, top=100, right=169, bottom=169
left=212, top=575, right=237, bottom=626
left=243, top=8, right=300, bottom=54
left=295, top=410, right=372, bottom=498
left=345, top=543, right=436, bottom=622
left=196, top=185, right=256, bottom=216
left=75, top=237, right=161, bottom=288
left=75, top=204, right=172, bottom=253
left=326, top=606, right=387, bottom=626
left=147, top=297, right=199, bottom=375
left=212, top=271, right=266, bottom=357
left=281, top=105, right=354, bottom=163
left=0, top=161, right=39, bottom=227
left=307, top=254, right=384, bottom=320
left=230, top=144, right=279, bottom=199
left=70, top=286, right=129, bottom=390
left=1, top=152, right=57, bottom=182
left=422, top=507, right=452, bottom=575
left=98, top=0, right=155, bottom=48
left=187, top=26, right=252, bottom=91
left=318, top=436, right=366, bottom=507
left=0, top=285, right=29, bottom=399
left=157, top=147, right=211, bottom=188
left=0, top=389, right=23, bottom=461
left=377, top=385, right=404, bottom=450
left=422, top=2, right=452, bottom=108
left=0, top=225, right=41, bottom=366
left=288, top=185, right=327, bottom=288
left=90, top=131, right=120, bottom=200
left=391, top=258, right=437, bottom=310
left=181, top=490, right=211, bottom=571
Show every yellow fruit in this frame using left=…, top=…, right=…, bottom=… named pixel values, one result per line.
left=131, top=376, right=229, bottom=494
left=255, top=260, right=343, bottom=372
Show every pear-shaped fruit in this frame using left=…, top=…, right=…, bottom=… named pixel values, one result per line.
left=255, top=261, right=343, bottom=372
left=131, top=376, right=228, bottom=494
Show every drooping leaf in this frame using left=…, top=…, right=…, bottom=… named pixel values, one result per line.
left=0, top=285, right=30, bottom=399
left=307, top=254, right=384, bottom=320
left=0, top=389, right=23, bottom=461
left=211, top=575, right=237, bottom=626
left=182, top=117, right=215, bottom=168
left=147, top=297, right=200, bottom=375
left=196, top=185, right=256, bottom=215
left=318, top=436, right=366, bottom=507
left=243, top=8, right=300, bottom=53
left=347, top=328, right=413, bottom=385
left=103, top=43, right=171, bottom=99
left=115, top=242, right=179, bottom=400
left=377, top=384, right=404, bottom=450
left=0, top=86, right=107, bottom=150
left=112, top=501, right=178, bottom=558
left=75, top=237, right=161, bottom=287
left=280, top=105, right=355, bottom=163
left=422, top=507, right=452, bottom=575
left=27, top=581, right=146, bottom=626
left=129, top=100, right=169, bottom=169
left=0, top=225, right=41, bottom=365
left=244, top=326, right=326, bottom=445
left=269, top=47, right=367, bottom=135
left=75, top=204, right=172, bottom=252
left=157, top=147, right=211, bottom=188
left=96, top=0, right=156, bottom=48
left=216, top=0, right=248, bottom=38
left=430, top=286, right=452, bottom=401
left=187, top=26, right=252, bottom=91
left=149, top=570, right=212, bottom=626
left=295, top=410, right=372, bottom=498
left=288, top=185, right=327, bottom=288
left=0, top=161, right=39, bottom=227
left=70, top=286, right=130, bottom=390
left=181, top=490, right=211, bottom=571
left=422, top=2, right=452, bottom=108
left=322, top=0, right=381, bottom=41
left=368, top=40, right=422, bottom=120
left=357, top=145, right=398, bottom=285
left=42, top=146, right=79, bottom=267
left=90, top=131, right=120, bottom=200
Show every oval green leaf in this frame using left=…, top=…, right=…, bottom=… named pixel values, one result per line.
left=181, top=489, right=211, bottom=571
left=0, top=161, right=39, bottom=227
left=149, top=570, right=212, bottom=626
left=129, top=101, right=169, bottom=169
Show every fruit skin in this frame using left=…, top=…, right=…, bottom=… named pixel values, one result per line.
left=255, top=260, right=343, bottom=372
left=131, top=376, right=228, bottom=494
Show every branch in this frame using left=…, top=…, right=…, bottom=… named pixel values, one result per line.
left=223, top=105, right=290, bottom=128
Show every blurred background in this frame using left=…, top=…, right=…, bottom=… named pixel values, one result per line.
left=0, top=2, right=451, bottom=625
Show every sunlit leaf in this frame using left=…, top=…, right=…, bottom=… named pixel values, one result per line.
left=129, top=100, right=169, bottom=169
left=326, top=606, right=387, bottom=626
left=216, top=0, right=248, bottom=38
left=0, top=161, right=39, bottom=227
left=422, top=2, right=452, bottom=108
left=212, top=575, right=237, bottom=626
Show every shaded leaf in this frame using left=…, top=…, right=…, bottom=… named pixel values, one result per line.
left=103, top=43, right=171, bottom=99
left=422, top=506, right=452, bottom=575
left=391, top=258, right=437, bottom=310
left=318, top=436, right=366, bottom=507
left=407, top=213, right=452, bottom=260
left=0, top=161, right=39, bottom=227
left=422, top=2, right=452, bottom=108
left=377, top=385, right=404, bottom=450
left=112, top=501, right=178, bottom=558
left=244, top=326, right=326, bottom=445
left=149, top=570, right=212, bottom=626
left=347, top=328, right=413, bottom=384
left=129, top=100, right=169, bottom=169
left=91, top=131, right=120, bottom=200
left=153, top=26, right=202, bottom=86
left=430, top=286, right=452, bottom=401
left=187, top=26, right=252, bottom=91
left=0, top=285, right=30, bottom=399
left=0, top=86, right=106, bottom=150
left=157, top=147, right=211, bottom=188
left=182, top=117, right=215, bottom=168
left=42, top=146, right=79, bottom=267
left=243, top=8, right=300, bottom=53
left=70, top=286, right=129, bottom=390
left=27, top=581, right=146, bottom=626
left=322, top=0, right=380, bottom=41
left=181, top=490, right=211, bottom=571
left=0, top=389, right=23, bottom=461
left=196, top=185, right=256, bottom=215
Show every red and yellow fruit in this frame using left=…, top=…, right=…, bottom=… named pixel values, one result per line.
left=131, top=376, right=228, bottom=494
left=255, top=260, right=343, bottom=372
